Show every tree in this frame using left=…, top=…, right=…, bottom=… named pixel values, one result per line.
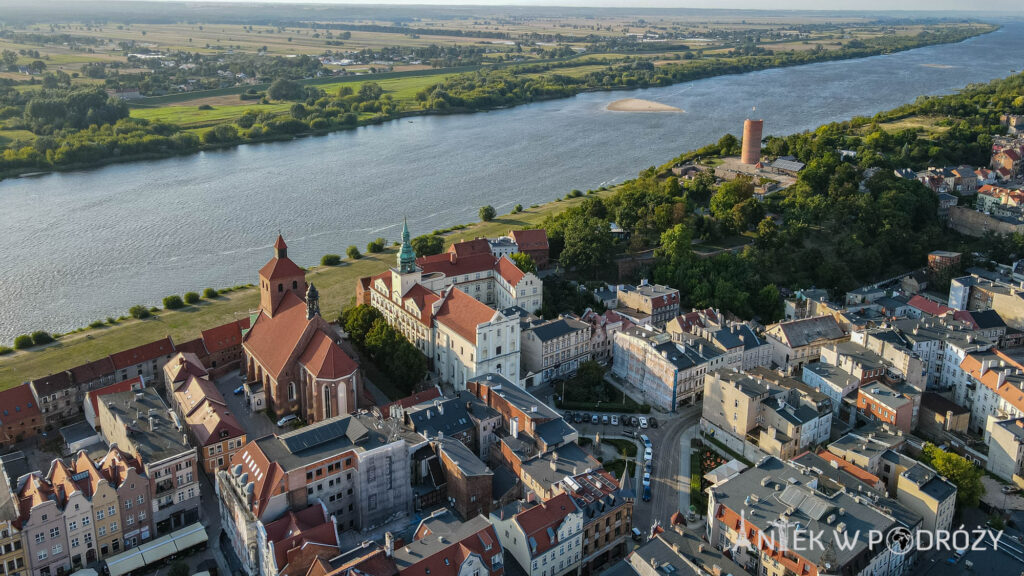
left=267, top=78, right=304, bottom=101
left=129, top=305, right=151, bottom=319
left=710, top=177, right=755, bottom=222
left=389, top=340, right=427, bottom=393
left=411, top=234, right=444, bottom=257
left=168, top=561, right=190, bottom=576
left=366, top=237, right=386, bottom=253
left=347, top=245, right=362, bottom=259
left=509, top=252, right=537, bottom=274
left=922, top=443, right=983, bottom=510
left=163, top=295, right=185, bottom=310
left=560, top=216, right=614, bottom=278
left=203, top=287, right=218, bottom=298
left=1, top=50, right=16, bottom=70
left=321, top=254, right=341, bottom=266
left=30, top=331, right=54, bottom=346
left=364, top=318, right=402, bottom=359
left=357, top=82, right=383, bottom=102
left=341, top=305, right=383, bottom=343
left=183, top=291, right=200, bottom=304
left=13, top=335, right=34, bottom=350
left=730, top=198, right=765, bottom=231
left=479, top=205, right=496, bottom=222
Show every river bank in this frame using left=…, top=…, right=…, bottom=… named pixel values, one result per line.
left=0, top=24, right=994, bottom=182
left=0, top=21, right=1020, bottom=344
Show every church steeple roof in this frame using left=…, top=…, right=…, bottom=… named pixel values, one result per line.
left=397, top=217, right=418, bottom=274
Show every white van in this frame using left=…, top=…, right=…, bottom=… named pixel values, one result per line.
left=277, top=414, right=298, bottom=428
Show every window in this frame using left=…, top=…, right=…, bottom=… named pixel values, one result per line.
left=108, top=506, right=115, bottom=516
left=52, top=544, right=61, bottom=554
left=36, top=551, right=46, bottom=562
left=49, top=528, right=60, bottom=539
left=82, top=516, right=90, bottom=527
left=71, top=538, right=79, bottom=549
left=138, top=511, right=146, bottom=521
left=125, top=500, right=132, bottom=511
left=99, top=527, right=106, bottom=537
left=34, top=534, right=44, bottom=544
left=111, top=522, right=118, bottom=533
left=69, top=521, right=77, bottom=531
left=137, top=495, right=145, bottom=505
left=126, top=516, right=134, bottom=526
left=97, top=510, right=104, bottom=520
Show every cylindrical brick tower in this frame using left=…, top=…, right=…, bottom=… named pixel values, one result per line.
left=741, top=118, right=763, bottom=165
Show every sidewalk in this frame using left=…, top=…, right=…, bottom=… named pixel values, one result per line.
left=677, top=423, right=699, bottom=515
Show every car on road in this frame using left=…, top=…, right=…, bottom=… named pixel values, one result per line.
left=610, top=415, right=619, bottom=426
left=638, top=416, right=649, bottom=429
left=642, top=472, right=651, bottom=487
left=276, top=414, right=298, bottom=428
left=649, top=417, right=658, bottom=428
left=631, top=527, right=644, bottom=542
left=233, top=385, right=245, bottom=395
left=602, top=414, right=609, bottom=425
left=640, top=434, right=651, bottom=448
left=644, top=447, right=653, bottom=461
left=642, top=485, right=651, bottom=502
left=591, top=414, right=599, bottom=424
left=1001, top=485, right=1017, bottom=494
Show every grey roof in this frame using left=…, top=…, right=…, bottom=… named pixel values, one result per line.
left=772, top=315, right=845, bottom=348
left=770, top=158, right=805, bottom=172
left=873, top=496, right=923, bottom=530
left=966, top=309, right=1006, bottom=330
left=257, top=413, right=424, bottom=471
left=101, top=389, right=193, bottom=464
left=791, top=451, right=882, bottom=496
left=709, top=369, right=770, bottom=398
left=710, top=457, right=896, bottom=569
left=0, top=452, right=31, bottom=487
left=525, top=316, right=589, bottom=342
left=901, top=463, right=957, bottom=502
left=393, top=511, right=495, bottom=571
left=535, top=418, right=575, bottom=447
left=829, top=425, right=905, bottom=460
left=0, top=460, right=16, bottom=523
left=469, top=374, right=559, bottom=421
left=804, top=362, right=860, bottom=390
left=60, top=420, right=99, bottom=445
left=435, top=436, right=491, bottom=477
left=860, top=383, right=913, bottom=411
left=519, top=442, right=596, bottom=492
left=920, top=392, right=968, bottom=416
left=492, top=464, right=520, bottom=499
left=995, top=418, right=1024, bottom=441
left=407, top=398, right=476, bottom=439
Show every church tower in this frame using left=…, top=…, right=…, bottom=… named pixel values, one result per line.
left=306, top=283, right=320, bottom=320
left=259, top=234, right=308, bottom=317
left=392, top=218, right=422, bottom=301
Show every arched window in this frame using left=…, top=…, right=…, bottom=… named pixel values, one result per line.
left=496, top=363, right=502, bottom=374
left=323, top=385, right=332, bottom=419
left=292, top=280, right=298, bottom=290
left=278, top=283, right=283, bottom=293
left=288, top=382, right=297, bottom=401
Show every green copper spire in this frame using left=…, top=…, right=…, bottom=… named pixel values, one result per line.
left=398, top=217, right=417, bottom=273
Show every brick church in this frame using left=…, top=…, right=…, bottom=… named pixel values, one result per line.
left=242, top=235, right=360, bottom=422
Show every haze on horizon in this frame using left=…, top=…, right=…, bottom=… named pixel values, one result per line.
left=132, top=0, right=1024, bottom=12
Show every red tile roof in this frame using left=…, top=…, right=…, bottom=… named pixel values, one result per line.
left=960, top=350, right=1024, bottom=415
left=417, top=252, right=497, bottom=278
left=109, top=337, right=175, bottom=370
left=515, top=492, right=578, bottom=557
left=202, top=320, right=245, bottom=354
left=0, top=383, right=42, bottom=431
left=31, top=371, right=74, bottom=396
left=509, top=229, right=549, bottom=251
left=380, top=387, right=442, bottom=415
left=266, top=506, right=339, bottom=575
left=299, top=332, right=358, bottom=380
left=243, top=291, right=314, bottom=380
left=260, top=256, right=306, bottom=281
left=175, top=375, right=223, bottom=417
left=448, top=238, right=492, bottom=259
left=175, top=338, right=208, bottom=358
left=403, top=283, right=441, bottom=325
left=814, top=450, right=882, bottom=486
left=275, top=235, right=288, bottom=250
left=167, top=352, right=208, bottom=386
left=435, top=289, right=497, bottom=345
left=495, top=255, right=525, bottom=285
left=188, top=399, right=245, bottom=447
left=907, top=295, right=951, bottom=316
left=70, top=357, right=116, bottom=384
left=87, top=377, right=143, bottom=420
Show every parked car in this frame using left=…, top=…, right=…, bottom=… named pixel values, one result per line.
left=642, top=485, right=651, bottom=502
left=631, top=527, right=644, bottom=542
left=638, top=416, right=649, bottom=429
left=622, top=415, right=631, bottom=427
left=591, top=414, right=599, bottom=424
left=233, top=385, right=245, bottom=395
left=630, top=416, right=639, bottom=427
left=1001, top=485, right=1017, bottom=494
left=574, top=413, right=584, bottom=424
left=644, top=447, right=653, bottom=461
left=602, top=414, right=609, bottom=425
left=645, top=461, right=652, bottom=474
left=276, top=414, right=298, bottom=428
left=640, top=434, right=651, bottom=448
left=610, top=415, right=619, bottom=426
left=649, top=416, right=659, bottom=428
left=564, top=410, right=573, bottom=420
left=643, top=472, right=651, bottom=487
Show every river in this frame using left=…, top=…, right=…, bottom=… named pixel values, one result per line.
left=2, top=24, right=1023, bottom=342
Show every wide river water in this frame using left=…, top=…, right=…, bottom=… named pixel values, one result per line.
left=2, top=24, right=1024, bottom=342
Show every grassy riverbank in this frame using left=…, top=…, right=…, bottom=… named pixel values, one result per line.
left=0, top=191, right=612, bottom=390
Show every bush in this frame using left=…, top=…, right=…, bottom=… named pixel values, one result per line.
left=202, top=287, right=218, bottom=298
left=88, top=320, right=106, bottom=329
left=512, top=204, right=523, bottom=213
left=13, top=335, right=34, bottom=350
left=162, top=295, right=185, bottom=310
left=31, top=331, right=54, bottom=346
left=479, top=205, right=496, bottom=222
left=321, top=254, right=342, bottom=266
left=197, top=104, right=213, bottom=110
left=0, top=346, right=13, bottom=356
left=168, top=561, right=190, bottom=576
left=106, top=317, right=118, bottom=324
left=347, top=246, right=362, bottom=260
left=184, top=291, right=200, bottom=304
left=129, top=304, right=151, bottom=319
left=366, top=237, right=386, bottom=253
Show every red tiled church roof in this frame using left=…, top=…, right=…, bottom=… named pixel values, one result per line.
left=299, top=332, right=358, bottom=380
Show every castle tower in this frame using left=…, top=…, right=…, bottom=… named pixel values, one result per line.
left=392, top=218, right=422, bottom=300
left=258, top=234, right=308, bottom=316
left=306, top=283, right=320, bottom=320
left=741, top=118, right=763, bottom=165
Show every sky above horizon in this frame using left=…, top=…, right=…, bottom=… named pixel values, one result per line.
left=148, top=0, right=1023, bottom=11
